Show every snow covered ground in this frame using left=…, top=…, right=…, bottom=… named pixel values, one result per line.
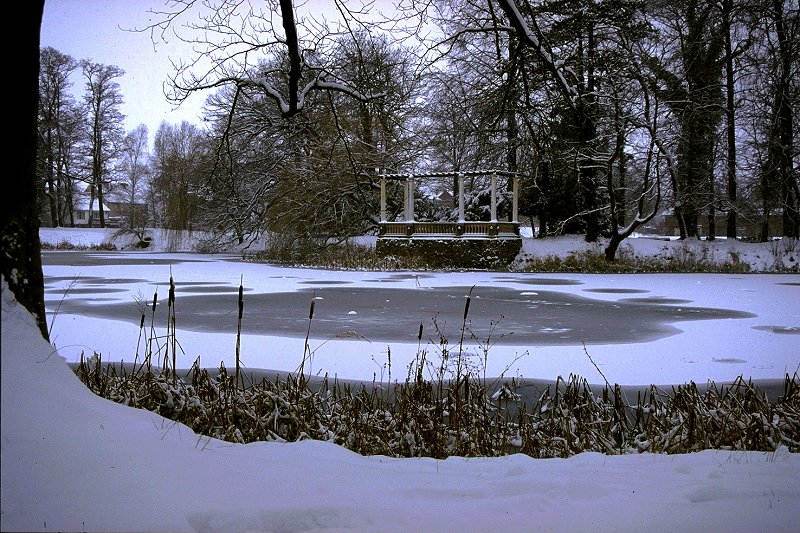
left=39, top=227, right=800, bottom=272
left=3, top=283, right=799, bottom=532
left=43, top=251, right=799, bottom=385
left=517, top=233, right=800, bottom=272
left=40, top=227, right=211, bottom=253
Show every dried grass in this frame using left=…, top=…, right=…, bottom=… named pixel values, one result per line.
left=74, top=294, right=799, bottom=458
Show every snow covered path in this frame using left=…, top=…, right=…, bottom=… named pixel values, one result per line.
left=3, top=285, right=799, bottom=532
left=42, top=251, right=800, bottom=385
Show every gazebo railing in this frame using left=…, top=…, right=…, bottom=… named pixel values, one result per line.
left=379, top=221, right=520, bottom=239
left=378, top=170, right=521, bottom=239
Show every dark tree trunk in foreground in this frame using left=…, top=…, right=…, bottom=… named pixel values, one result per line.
left=1, top=0, right=48, bottom=340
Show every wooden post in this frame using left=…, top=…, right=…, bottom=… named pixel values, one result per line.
left=490, top=172, right=497, bottom=222
left=512, top=176, right=519, bottom=223
left=380, top=177, right=386, bottom=222
left=458, top=172, right=465, bottom=223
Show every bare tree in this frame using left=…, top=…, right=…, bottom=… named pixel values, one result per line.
left=722, top=0, right=740, bottom=238
left=769, top=0, right=800, bottom=237
left=151, top=121, right=208, bottom=231
left=143, top=0, right=382, bottom=119
left=38, top=47, right=77, bottom=227
left=737, top=0, right=799, bottom=240
left=120, top=125, right=150, bottom=230
left=81, top=61, right=125, bottom=228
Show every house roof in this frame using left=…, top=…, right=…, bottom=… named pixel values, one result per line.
left=72, top=196, right=111, bottom=212
left=71, top=181, right=114, bottom=212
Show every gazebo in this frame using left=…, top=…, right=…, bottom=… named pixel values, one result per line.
left=376, top=170, right=523, bottom=268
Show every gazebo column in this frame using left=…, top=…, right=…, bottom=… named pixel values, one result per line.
left=512, top=176, right=519, bottom=223
left=380, top=177, right=387, bottom=222
left=458, top=172, right=465, bottom=223
left=490, top=172, right=497, bottom=222
left=405, top=177, right=415, bottom=222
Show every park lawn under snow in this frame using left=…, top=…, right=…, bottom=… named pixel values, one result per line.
left=2, top=283, right=800, bottom=532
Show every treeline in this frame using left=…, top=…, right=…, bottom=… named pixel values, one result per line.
left=36, top=47, right=210, bottom=233
left=38, top=0, right=799, bottom=259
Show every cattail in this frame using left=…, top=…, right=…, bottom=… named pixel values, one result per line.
left=417, top=322, right=423, bottom=341
left=235, top=276, right=244, bottom=392
left=170, top=276, right=176, bottom=385
left=146, top=291, right=157, bottom=374
left=308, top=300, right=315, bottom=320
left=133, top=313, right=145, bottom=374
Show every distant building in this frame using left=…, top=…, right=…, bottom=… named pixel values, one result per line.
left=71, top=195, right=115, bottom=227
left=104, top=185, right=148, bottom=229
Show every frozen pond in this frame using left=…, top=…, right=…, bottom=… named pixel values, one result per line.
left=42, top=251, right=800, bottom=384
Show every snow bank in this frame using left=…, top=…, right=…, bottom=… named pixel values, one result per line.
left=3, top=281, right=800, bottom=532
left=39, top=227, right=212, bottom=253
left=518, top=234, right=800, bottom=272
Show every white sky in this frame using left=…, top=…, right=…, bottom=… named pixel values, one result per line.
left=40, top=0, right=209, bottom=145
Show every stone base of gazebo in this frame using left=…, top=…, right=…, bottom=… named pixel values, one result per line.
left=377, top=235, right=521, bottom=269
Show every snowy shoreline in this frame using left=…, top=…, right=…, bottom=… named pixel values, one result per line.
left=39, top=226, right=800, bottom=272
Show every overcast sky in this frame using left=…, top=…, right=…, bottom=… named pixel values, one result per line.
left=41, top=0, right=209, bottom=145
left=40, top=0, right=211, bottom=147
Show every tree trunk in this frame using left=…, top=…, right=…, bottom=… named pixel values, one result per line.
left=605, top=233, right=623, bottom=262
left=1, top=0, right=48, bottom=339
left=579, top=107, right=600, bottom=242
left=723, top=0, right=738, bottom=239
left=616, top=152, right=627, bottom=228
left=66, top=176, right=75, bottom=227
left=614, top=98, right=627, bottom=228
left=708, top=166, right=716, bottom=241
left=88, top=185, right=96, bottom=227
left=773, top=0, right=798, bottom=238
left=97, top=176, right=106, bottom=228
left=538, top=160, right=550, bottom=238
left=707, top=206, right=715, bottom=240
left=45, top=130, right=59, bottom=227
left=580, top=24, right=600, bottom=243
left=759, top=208, right=770, bottom=242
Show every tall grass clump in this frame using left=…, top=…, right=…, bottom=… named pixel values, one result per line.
left=516, top=249, right=752, bottom=273
left=75, top=351, right=800, bottom=458
left=250, top=235, right=468, bottom=271
left=41, top=240, right=116, bottom=251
